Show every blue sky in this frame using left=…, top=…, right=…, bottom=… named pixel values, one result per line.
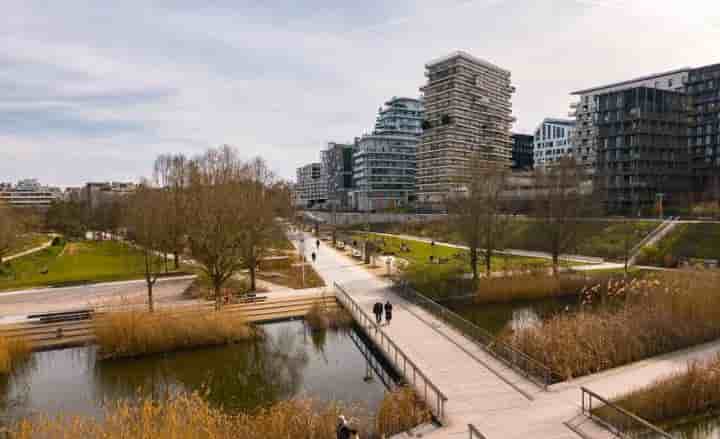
left=1, top=0, right=719, bottom=186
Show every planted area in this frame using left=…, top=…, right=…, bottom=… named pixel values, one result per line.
left=94, top=309, right=255, bottom=359
left=0, top=240, right=176, bottom=291
left=371, top=219, right=657, bottom=259
left=639, top=223, right=720, bottom=267
left=256, top=252, right=325, bottom=289
left=505, top=273, right=720, bottom=380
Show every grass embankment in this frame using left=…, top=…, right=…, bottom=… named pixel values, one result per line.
left=94, top=310, right=255, bottom=360
left=305, top=300, right=353, bottom=330
left=474, top=273, right=604, bottom=305
left=9, top=389, right=428, bottom=439
left=639, top=223, right=720, bottom=267
left=5, top=233, right=52, bottom=257
left=0, top=336, right=31, bottom=375
left=371, top=219, right=658, bottom=260
left=506, top=273, right=720, bottom=380
left=596, top=355, right=720, bottom=429
left=0, top=240, right=179, bottom=292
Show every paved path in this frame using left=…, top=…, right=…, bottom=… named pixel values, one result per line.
left=4, top=238, right=55, bottom=262
left=298, top=232, right=720, bottom=438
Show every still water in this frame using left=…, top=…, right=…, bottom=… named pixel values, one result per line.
left=0, top=319, right=399, bottom=421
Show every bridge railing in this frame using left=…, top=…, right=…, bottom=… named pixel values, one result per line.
left=580, top=387, right=673, bottom=439
left=334, top=282, right=448, bottom=423
left=468, top=424, right=488, bottom=439
left=394, top=281, right=561, bottom=389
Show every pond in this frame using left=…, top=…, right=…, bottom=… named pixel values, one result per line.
left=442, top=295, right=583, bottom=335
left=0, top=319, right=399, bottom=422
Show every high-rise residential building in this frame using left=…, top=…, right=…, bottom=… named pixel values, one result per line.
left=595, top=87, right=690, bottom=213
left=81, top=181, right=137, bottom=210
left=570, top=68, right=690, bottom=175
left=351, top=97, right=423, bottom=211
left=321, top=142, right=356, bottom=209
left=0, top=179, right=62, bottom=209
left=511, top=133, right=534, bottom=170
left=295, top=163, right=326, bottom=208
left=417, top=51, right=515, bottom=207
left=532, top=118, right=576, bottom=169
left=686, top=63, right=720, bottom=199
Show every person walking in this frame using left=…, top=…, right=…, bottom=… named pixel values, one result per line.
left=316, top=239, right=320, bottom=250
left=384, top=301, right=393, bottom=325
left=311, top=251, right=317, bottom=263
left=372, top=302, right=383, bottom=325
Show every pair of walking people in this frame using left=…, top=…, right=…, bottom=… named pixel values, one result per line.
left=372, top=301, right=393, bottom=326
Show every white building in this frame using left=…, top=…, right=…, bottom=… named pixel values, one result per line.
left=533, top=118, right=576, bottom=168
left=0, top=179, right=62, bottom=208
left=295, top=163, right=327, bottom=208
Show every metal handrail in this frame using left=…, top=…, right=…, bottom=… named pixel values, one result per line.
left=581, top=387, right=674, bottom=439
left=469, top=424, right=488, bottom=439
left=334, top=282, right=448, bottom=423
left=395, top=282, right=561, bottom=388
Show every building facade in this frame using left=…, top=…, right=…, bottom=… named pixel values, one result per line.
left=511, top=133, right=534, bottom=170
left=0, top=179, right=62, bottom=209
left=321, top=142, right=355, bottom=209
left=352, top=97, right=423, bottom=211
left=595, top=87, right=690, bottom=213
left=295, top=163, right=326, bottom=208
left=570, top=69, right=690, bottom=175
left=417, top=51, right=514, bottom=207
left=532, top=119, right=575, bottom=169
left=686, top=63, right=720, bottom=200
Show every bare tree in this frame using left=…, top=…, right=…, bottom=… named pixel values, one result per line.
left=0, top=203, right=20, bottom=265
left=447, top=155, right=511, bottom=281
left=185, top=146, right=247, bottom=309
left=236, top=158, right=281, bottom=292
left=533, top=157, right=593, bottom=276
left=154, top=153, right=189, bottom=269
left=125, top=183, right=166, bottom=312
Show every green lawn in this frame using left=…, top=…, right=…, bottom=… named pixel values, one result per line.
left=6, top=233, right=52, bottom=257
left=640, top=223, right=720, bottom=266
left=0, top=240, right=154, bottom=291
left=370, top=219, right=659, bottom=260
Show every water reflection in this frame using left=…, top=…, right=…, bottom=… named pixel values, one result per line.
left=0, top=320, right=396, bottom=423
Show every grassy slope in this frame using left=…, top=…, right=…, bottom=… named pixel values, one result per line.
left=656, top=223, right=720, bottom=261
left=372, top=219, right=658, bottom=260
left=5, top=233, right=52, bottom=257
left=0, top=240, right=151, bottom=291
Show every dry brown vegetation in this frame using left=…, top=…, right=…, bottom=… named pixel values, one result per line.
left=475, top=273, right=596, bottom=304
left=256, top=253, right=325, bottom=289
left=0, top=336, right=31, bottom=375
left=305, top=300, right=353, bottom=330
left=376, top=386, right=432, bottom=436
left=597, top=355, right=720, bottom=427
left=505, top=273, right=720, bottom=380
left=94, top=309, right=255, bottom=360
left=8, top=389, right=428, bottom=439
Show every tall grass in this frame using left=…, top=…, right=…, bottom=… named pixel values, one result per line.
left=376, top=387, right=432, bottom=436
left=0, top=336, right=31, bottom=375
left=305, top=300, right=353, bottom=330
left=596, top=355, right=720, bottom=427
left=474, top=273, right=597, bottom=304
left=9, top=389, right=428, bottom=438
left=505, top=273, right=720, bottom=380
left=94, top=309, right=255, bottom=360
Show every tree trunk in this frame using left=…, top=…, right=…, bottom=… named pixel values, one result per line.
left=213, top=281, right=222, bottom=311
left=249, top=266, right=256, bottom=292
left=173, top=251, right=180, bottom=270
left=552, top=253, right=559, bottom=277
left=147, top=281, right=154, bottom=313
left=485, top=248, right=492, bottom=277
left=470, top=247, right=478, bottom=281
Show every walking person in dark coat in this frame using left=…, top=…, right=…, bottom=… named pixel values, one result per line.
left=311, top=251, right=316, bottom=263
left=372, top=302, right=383, bottom=325
left=384, top=301, right=393, bottom=325
left=316, top=239, right=320, bottom=249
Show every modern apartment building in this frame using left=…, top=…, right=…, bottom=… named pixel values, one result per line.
left=417, top=51, right=514, bottom=207
left=511, top=133, right=534, bottom=170
left=595, top=87, right=690, bottom=213
left=532, top=119, right=575, bottom=169
left=81, top=181, right=137, bottom=210
left=352, top=97, right=423, bottom=211
left=295, top=163, right=326, bottom=208
left=321, top=142, right=356, bottom=209
left=0, top=179, right=62, bottom=209
left=570, top=68, right=690, bottom=175
left=686, top=63, right=720, bottom=199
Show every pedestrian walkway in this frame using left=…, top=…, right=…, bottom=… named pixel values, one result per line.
left=298, top=231, right=720, bottom=438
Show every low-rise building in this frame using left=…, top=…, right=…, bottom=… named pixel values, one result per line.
left=0, top=179, right=62, bottom=208
left=532, top=119, right=576, bottom=169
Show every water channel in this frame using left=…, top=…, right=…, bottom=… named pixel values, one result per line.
left=0, top=319, right=399, bottom=423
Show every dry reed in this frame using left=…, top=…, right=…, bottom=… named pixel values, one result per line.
left=594, top=354, right=720, bottom=428
left=94, top=309, right=255, bottom=360
left=376, top=387, right=432, bottom=436
left=305, top=301, right=353, bottom=330
left=475, top=273, right=596, bottom=304
left=505, top=273, right=720, bottom=380
left=0, top=336, right=31, bottom=375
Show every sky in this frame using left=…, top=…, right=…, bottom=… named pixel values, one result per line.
left=1, top=0, right=719, bottom=187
